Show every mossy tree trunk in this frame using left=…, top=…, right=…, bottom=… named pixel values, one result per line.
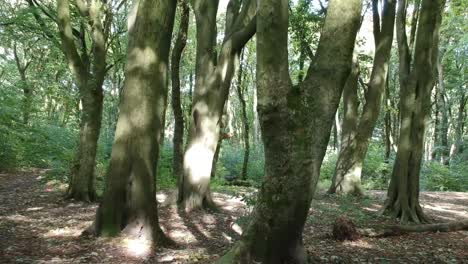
left=384, top=0, right=445, bottom=224
left=57, top=0, right=110, bottom=202
left=171, top=0, right=190, bottom=203
left=217, top=0, right=362, bottom=262
left=329, top=0, right=396, bottom=196
left=179, top=0, right=256, bottom=211
left=94, top=0, right=177, bottom=242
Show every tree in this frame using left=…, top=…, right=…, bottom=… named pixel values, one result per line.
left=179, top=0, right=256, bottom=211
left=384, top=0, right=445, bottom=223
left=56, top=0, right=111, bottom=201
left=171, top=0, right=190, bottom=203
left=217, top=0, right=362, bottom=262
left=329, top=0, right=396, bottom=196
left=94, top=0, right=177, bottom=242
left=236, top=51, right=250, bottom=180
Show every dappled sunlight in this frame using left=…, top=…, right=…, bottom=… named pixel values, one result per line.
left=43, top=227, right=82, bottom=238
left=184, top=143, right=214, bottom=184
left=423, top=203, right=468, bottom=220
left=122, top=238, right=152, bottom=258
left=26, top=206, right=44, bottom=211
left=343, top=239, right=375, bottom=249
left=230, top=222, right=243, bottom=235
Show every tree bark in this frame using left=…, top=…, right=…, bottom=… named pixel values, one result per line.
left=171, top=0, right=190, bottom=203
left=437, top=56, right=450, bottom=165
left=13, top=43, right=33, bottom=125
left=179, top=0, right=256, bottom=211
left=450, top=92, right=466, bottom=158
left=236, top=51, right=250, bottom=180
left=217, top=0, right=361, bottom=262
left=384, top=0, right=445, bottom=224
left=329, top=0, right=396, bottom=196
left=94, top=0, right=177, bottom=243
left=57, top=0, right=109, bottom=202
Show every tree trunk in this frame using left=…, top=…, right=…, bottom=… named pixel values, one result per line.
left=171, top=0, right=190, bottom=203
left=437, top=57, right=450, bottom=165
left=57, top=0, right=109, bottom=202
left=432, top=84, right=440, bottom=160
left=180, top=0, right=256, bottom=211
left=94, top=0, right=177, bottom=243
left=216, top=0, right=361, bottom=262
left=329, top=0, right=396, bottom=196
left=13, top=43, right=33, bottom=125
left=384, top=0, right=445, bottom=224
left=384, top=71, right=392, bottom=161
left=450, top=92, right=466, bottom=158
left=236, top=51, right=250, bottom=180
left=67, top=87, right=103, bottom=201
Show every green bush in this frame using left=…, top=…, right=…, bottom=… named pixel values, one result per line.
left=421, top=160, right=468, bottom=192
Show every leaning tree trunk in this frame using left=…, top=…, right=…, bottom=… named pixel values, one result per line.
left=171, top=0, right=190, bottom=203
left=94, top=0, right=177, bottom=243
left=329, top=0, right=396, bottom=196
left=384, top=0, right=445, bottom=224
left=216, top=0, right=362, bottom=262
left=57, top=0, right=109, bottom=202
left=180, top=0, right=256, bottom=211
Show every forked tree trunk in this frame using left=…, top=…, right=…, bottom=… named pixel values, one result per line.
left=57, top=0, right=109, bottom=202
left=94, top=0, right=177, bottom=242
left=217, top=0, right=362, bottom=262
left=180, top=0, right=256, bottom=211
left=171, top=0, right=190, bottom=203
left=384, top=0, right=445, bottom=223
left=329, top=0, right=396, bottom=196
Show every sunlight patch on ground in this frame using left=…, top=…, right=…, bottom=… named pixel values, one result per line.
left=424, top=204, right=468, bottom=219
left=26, top=206, right=44, bottom=211
left=43, top=227, right=82, bottom=238
left=3, top=214, right=31, bottom=222
left=343, top=240, right=375, bottom=249
left=231, top=222, right=243, bottom=235
left=169, top=229, right=197, bottom=243
left=123, top=238, right=152, bottom=257
left=222, top=232, right=233, bottom=242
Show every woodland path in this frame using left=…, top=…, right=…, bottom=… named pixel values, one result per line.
left=0, top=169, right=467, bottom=263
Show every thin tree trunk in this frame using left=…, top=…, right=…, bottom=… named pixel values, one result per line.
left=384, top=71, right=392, bottom=161
left=217, top=0, right=361, bottom=262
left=329, top=0, right=396, bottom=196
left=437, top=57, right=450, bottom=165
left=94, top=0, right=177, bottom=243
left=236, top=51, right=250, bottom=180
left=171, top=0, right=190, bottom=203
left=450, top=92, right=466, bottom=158
left=384, top=0, right=445, bottom=224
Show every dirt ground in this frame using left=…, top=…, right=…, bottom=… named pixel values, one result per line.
left=0, top=169, right=467, bottom=263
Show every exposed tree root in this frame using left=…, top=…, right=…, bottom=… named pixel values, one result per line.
left=358, top=220, right=468, bottom=238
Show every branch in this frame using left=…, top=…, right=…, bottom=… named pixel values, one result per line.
left=372, top=0, right=381, bottom=44
left=57, top=0, right=86, bottom=81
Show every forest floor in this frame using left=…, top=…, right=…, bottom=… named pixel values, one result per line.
left=0, top=169, right=467, bottom=263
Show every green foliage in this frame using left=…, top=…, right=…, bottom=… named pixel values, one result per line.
left=361, top=143, right=392, bottom=190
left=421, top=159, right=468, bottom=192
